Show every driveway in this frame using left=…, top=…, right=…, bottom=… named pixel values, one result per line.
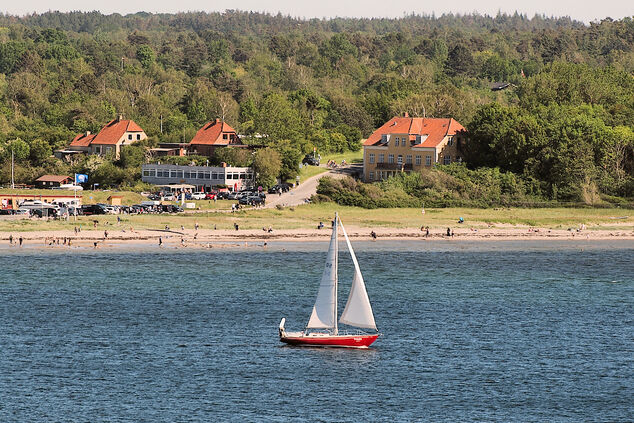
left=264, top=164, right=361, bottom=208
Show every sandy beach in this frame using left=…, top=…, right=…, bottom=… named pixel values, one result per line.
left=1, top=224, right=632, bottom=249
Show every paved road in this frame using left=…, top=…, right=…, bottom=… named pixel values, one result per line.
left=264, top=164, right=361, bottom=208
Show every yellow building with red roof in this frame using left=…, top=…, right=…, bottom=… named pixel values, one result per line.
left=362, top=114, right=468, bottom=182
left=67, top=115, right=147, bottom=159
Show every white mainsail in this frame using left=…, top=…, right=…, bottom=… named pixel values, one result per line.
left=306, top=217, right=338, bottom=329
left=338, top=220, right=377, bottom=330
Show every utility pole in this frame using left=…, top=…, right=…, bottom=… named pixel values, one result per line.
left=11, top=148, right=15, bottom=189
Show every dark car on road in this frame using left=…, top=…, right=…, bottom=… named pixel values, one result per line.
left=302, top=154, right=320, bottom=166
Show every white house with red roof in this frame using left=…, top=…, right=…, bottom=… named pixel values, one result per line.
left=362, top=114, right=468, bottom=182
left=188, top=118, right=245, bottom=157
left=66, top=115, right=147, bottom=159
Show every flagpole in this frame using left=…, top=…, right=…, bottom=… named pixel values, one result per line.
left=74, top=173, right=77, bottom=222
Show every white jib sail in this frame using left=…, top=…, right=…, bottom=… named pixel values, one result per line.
left=306, top=218, right=338, bottom=329
left=338, top=220, right=377, bottom=330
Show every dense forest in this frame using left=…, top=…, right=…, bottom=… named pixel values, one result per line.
left=0, top=11, right=632, bottom=202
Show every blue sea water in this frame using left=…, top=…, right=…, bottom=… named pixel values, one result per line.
left=0, top=240, right=632, bottom=422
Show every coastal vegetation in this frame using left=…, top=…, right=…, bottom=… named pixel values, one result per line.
left=0, top=11, right=632, bottom=204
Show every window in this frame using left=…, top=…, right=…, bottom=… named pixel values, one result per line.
left=388, top=154, right=394, bottom=164
left=369, top=172, right=374, bottom=180
left=204, top=172, right=211, bottom=180
left=381, top=134, right=388, bottom=144
left=406, top=155, right=412, bottom=164
left=447, top=137, right=454, bottom=146
left=397, top=155, right=403, bottom=165
left=369, top=153, right=375, bottom=164
left=211, top=173, right=218, bottom=180
left=170, top=170, right=177, bottom=178
left=415, top=155, right=421, bottom=165
left=184, top=171, right=191, bottom=179
left=94, top=146, right=101, bottom=154
left=378, top=154, right=385, bottom=164
left=426, top=155, right=432, bottom=166
left=223, top=133, right=228, bottom=139
left=198, top=172, right=205, bottom=179
left=105, top=146, right=112, bottom=154
left=137, top=134, right=141, bottom=140
left=395, top=138, right=399, bottom=147
left=143, top=169, right=150, bottom=177
left=444, top=155, right=451, bottom=165
left=128, top=134, right=133, bottom=140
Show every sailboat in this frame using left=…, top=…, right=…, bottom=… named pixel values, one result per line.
left=279, top=213, right=380, bottom=348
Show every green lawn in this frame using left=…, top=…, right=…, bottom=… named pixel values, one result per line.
left=1, top=203, right=631, bottom=233
left=321, top=149, right=364, bottom=165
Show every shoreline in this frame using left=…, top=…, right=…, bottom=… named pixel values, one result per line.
left=1, top=226, right=632, bottom=248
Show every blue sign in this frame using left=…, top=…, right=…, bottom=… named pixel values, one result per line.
left=75, top=173, right=88, bottom=184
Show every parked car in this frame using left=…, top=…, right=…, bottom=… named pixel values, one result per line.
left=205, top=193, right=217, bottom=200
left=162, top=193, right=175, bottom=201
left=81, top=204, right=107, bottom=215
left=191, top=192, right=206, bottom=200
left=239, top=195, right=265, bottom=206
left=302, top=154, right=320, bottom=166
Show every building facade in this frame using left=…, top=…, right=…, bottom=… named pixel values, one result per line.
left=188, top=119, right=247, bottom=157
left=34, top=175, right=73, bottom=188
left=141, top=164, right=254, bottom=192
left=64, top=115, right=147, bottom=159
left=362, top=115, right=467, bottom=182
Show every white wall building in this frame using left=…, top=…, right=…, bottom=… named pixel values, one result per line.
left=141, top=164, right=254, bottom=191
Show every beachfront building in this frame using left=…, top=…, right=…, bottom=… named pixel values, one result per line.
left=34, top=175, right=73, bottom=188
left=141, top=163, right=254, bottom=192
left=188, top=119, right=247, bottom=157
left=362, top=114, right=468, bottom=182
left=60, top=115, right=147, bottom=159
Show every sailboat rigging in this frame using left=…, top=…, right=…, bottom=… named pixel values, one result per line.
left=279, top=213, right=380, bottom=348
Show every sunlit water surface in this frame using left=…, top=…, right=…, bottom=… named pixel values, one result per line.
left=1, top=240, right=632, bottom=421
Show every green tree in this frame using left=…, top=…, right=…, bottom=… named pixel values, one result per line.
left=252, top=147, right=281, bottom=188
left=136, top=45, right=155, bottom=69
left=29, top=138, right=52, bottom=165
left=4, top=138, right=30, bottom=161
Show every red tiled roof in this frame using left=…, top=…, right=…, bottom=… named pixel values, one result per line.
left=363, top=117, right=466, bottom=148
left=69, top=132, right=96, bottom=147
left=36, top=175, right=72, bottom=183
left=91, top=119, right=144, bottom=145
left=190, top=119, right=238, bottom=145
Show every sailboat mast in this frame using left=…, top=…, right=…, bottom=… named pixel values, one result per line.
left=334, top=212, right=338, bottom=335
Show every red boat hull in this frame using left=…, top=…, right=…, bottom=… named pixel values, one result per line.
left=280, top=333, right=379, bottom=348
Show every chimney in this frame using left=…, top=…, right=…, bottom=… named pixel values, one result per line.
left=221, top=162, right=227, bottom=168
left=117, top=114, right=123, bottom=122
left=86, top=131, right=91, bottom=136
left=403, top=112, right=409, bottom=118
left=215, top=118, right=221, bottom=124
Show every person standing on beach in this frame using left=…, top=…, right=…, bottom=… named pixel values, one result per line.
left=19, top=237, right=23, bottom=246
left=446, top=227, right=451, bottom=237
left=9, top=234, right=13, bottom=245
left=159, top=236, right=163, bottom=247
left=104, top=230, right=108, bottom=239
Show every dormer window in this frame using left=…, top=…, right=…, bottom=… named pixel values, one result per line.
left=137, top=134, right=141, bottom=140
left=448, top=136, right=454, bottom=146
left=128, top=134, right=133, bottom=140
left=381, top=134, right=388, bottom=144
left=223, top=133, right=228, bottom=140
